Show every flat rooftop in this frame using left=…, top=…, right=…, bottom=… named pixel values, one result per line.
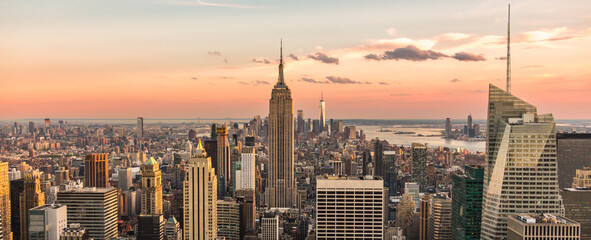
left=512, top=214, right=577, bottom=225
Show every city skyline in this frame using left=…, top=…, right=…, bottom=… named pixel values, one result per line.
left=1, top=0, right=590, bottom=119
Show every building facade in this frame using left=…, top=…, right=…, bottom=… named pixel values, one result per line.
left=141, top=157, right=162, bottom=215
left=572, top=167, right=591, bottom=188
left=451, top=165, right=484, bottom=240
left=561, top=187, right=591, bottom=240
left=316, top=175, right=385, bottom=239
left=556, top=133, right=591, bottom=188
left=217, top=199, right=240, bottom=240
left=20, top=171, right=45, bottom=240
left=0, top=162, right=10, bottom=240
left=28, top=204, right=67, bottom=240
left=427, top=194, right=452, bottom=240
left=411, top=143, right=428, bottom=191
left=84, top=153, right=109, bottom=188
left=507, top=214, right=580, bottom=240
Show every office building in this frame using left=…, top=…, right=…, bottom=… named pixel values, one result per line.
left=451, top=165, right=484, bottom=240
left=141, top=157, right=162, bottom=215
left=445, top=118, right=452, bottom=139
left=10, top=178, right=24, bottom=240
left=572, top=167, right=591, bottom=187
left=217, top=126, right=231, bottom=197
left=296, top=110, right=305, bottom=133
left=344, top=126, right=356, bottom=139
left=411, top=143, right=428, bottom=191
left=217, top=199, right=240, bottom=240
left=28, top=204, right=67, bottom=240
left=118, top=168, right=132, bottom=191
left=261, top=214, right=279, bottom=240
left=56, top=188, right=118, bottom=240
left=183, top=142, right=218, bottom=240
left=507, top=214, right=580, bottom=240
left=561, top=187, right=591, bottom=239
left=84, top=153, right=109, bottom=188
left=319, top=93, right=326, bottom=132
left=374, top=140, right=384, bottom=177
left=316, top=175, right=385, bottom=239
left=419, top=195, right=431, bottom=240
left=427, top=194, right=452, bottom=240
left=265, top=42, right=297, bottom=208
left=235, top=189, right=255, bottom=236
left=21, top=171, right=46, bottom=240
left=60, top=223, right=89, bottom=240
left=137, top=215, right=164, bottom=240
left=398, top=194, right=417, bottom=238
left=239, top=139, right=255, bottom=190
left=54, top=168, right=69, bottom=186
left=164, top=217, right=181, bottom=240
left=481, top=84, right=564, bottom=240
left=556, top=133, right=591, bottom=188
left=0, top=162, right=10, bottom=240
left=405, top=182, right=420, bottom=208
left=137, top=117, right=144, bottom=139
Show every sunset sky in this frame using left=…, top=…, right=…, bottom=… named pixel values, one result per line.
left=1, top=0, right=590, bottom=120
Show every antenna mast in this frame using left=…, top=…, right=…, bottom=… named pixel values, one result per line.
left=506, top=4, right=511, bottom=93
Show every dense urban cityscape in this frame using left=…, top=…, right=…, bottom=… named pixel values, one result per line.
left=1, top=1, right=591, bottom=240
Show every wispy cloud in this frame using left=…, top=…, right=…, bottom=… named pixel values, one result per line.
left=379, top=82, right=390, bottom=85
left=238, top=80, right=271, bottom=86
left=251, top=58, right=273, bottom=64
left=208, top=51, right=221, bottom=56
left=450, top=78, right=461, bottom=83
left=451, top=52, right=486, bottom=61
left=326, top=76, right=360, bottom=84
left=190, top=77, right=198, bottom=80
left=288, top=54, right=299, bottom=61
left=365, top=45, right=486, bottom=62
left=308, top=52, right=339, bottom=65
left=299, top=77, right=329, bottom=84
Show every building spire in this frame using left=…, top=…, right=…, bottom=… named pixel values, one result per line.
left=276, top=38, right=286, bottom=87
left=506, top=4, right=511, bottom=93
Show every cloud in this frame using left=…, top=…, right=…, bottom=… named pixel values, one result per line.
left=190, top=77, right=198, bottom=80
left=451, top=52, right=486, bottom=61
left=366, top=45, right=448, bottom=61
left=223, top=58, right=228, bottom=63
left=450, top=78, right=461, bottom=83
left=379, top=82, right=390, bottom=85
left=496, top=56, right=507, bottom=60
left=238, top=80, right=271, bottom=86
left=298, top=77, right=329, bottom=84
left=251, top=58, right=272, bottom=64
left=288, top=54, right=299, bottom=61
left=238, top=81, right=249, bottom=85
left=208, top=51, right=221, bottom=56
left=308, top=52, right=339, bottom=64
left=326, top=76, right=361, bottom=84
left=386, top=28, right=396, bottom=36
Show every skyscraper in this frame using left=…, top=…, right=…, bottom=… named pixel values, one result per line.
left=141, top=157, right=162, bottom=215
left=316, top=175, right=385, bottom=240
left=184, top=141, right=218, bottom=240
left=118, top=168, right=132, bottom=191
left=56, top=188, right=118, bottom=240
left=572, top=167, right=591, bottom=187
left=261, top=215, right=279, bottom=240
left=411, top=143, right=428, bottom=191
left=0, top=162, right=10, bottom=240
left=265, top=41, right=297, bottom=208
left=374, top=140, right=384, bottom=177
left=164, top=217, right=182, bottom=240
left=319, top=92, right=326, bottom=132
left=10, top=179, right=24, bottom=240
left=217, top=126, right=231, bottom=197
left=445, top=118, right=452, bottom=139
left=507, top=214, right=580, bottom=240
left=137, top=117, right=144, bottom=139
left=481, top=85, right=564, bottom=240
left=427, top=194, right=452, bottom=240
left=239, top=138, right=255, bottom=190
left=235, top=189, right=255, bottom=238
left=217, top=199, right=240, bottom=240
left=20, top=171, right=45, bottom=240
left=84, top=153, right=109, bottom=188
left=451, top=165, right=484, bottom=240
left=556, top=133, right=591, bottom=188
left=296, top=110, right=305, bottom=134
left=560, top=187, right=591, bottom=239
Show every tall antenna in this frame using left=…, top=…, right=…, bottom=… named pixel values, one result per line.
left=280, top=38, right=283, bottom=63
left=506, top=4, right=511, bottom=93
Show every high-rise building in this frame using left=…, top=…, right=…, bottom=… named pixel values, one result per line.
left=419, top=195, right=431, bottom=240
left=217, top=126, right=231, bottom=197
left=235, top=189, right=255, bottom=237
left=265, top=41, right=297, bottom=208
left=507, top=214, right=580, bottom=240
left=344, top=126, right=356, bottom=139
left=296, top=110, right=305, bottom=133
left=451, top=165, right=484, bottom=240
left=217, top=199, right=240, bottom=240
left=84, top=153, right=109, bottom=188
left=137, top=117, right=144, bottom=139
left=0, top=162, right=10, bottom=240
left=28, top=204, right=67, bottom=240
left=20, top=171, right=45, bottom=240
left=561, top=187, right=591, bottom=240
left=239, top=139, right=255, bottom=190
left=118, top=168, right=132, bottom=191
left=141, top=157, right=162, bottom=215
left=319, top=92, right=326, bottom=132
left=445, top=118, right=452, bottom=139
left=481, top=84, right=564, bottom=240
left=56, top=187, right=118, bottom=240
left=10, top=178, right=24, bottom=240
left=374, top=140, right=384, bottom=177
left=164, top=217, right=182, bottom=240
left=183, top=142, right=218, bottom=240
left=426, top=194, right=452, bottom=240
left=405, top=182, right=420, bottom=208
left=261, top=214, right=279, bottom=240
left=398, top=194, right=417, bottom=238
left=137, top=215, right=164, bottom=240
left=44, top=118, right=50, bottom=128
left=556, top=133, right=591, bottom=188
left=411, top=143, right=428, bottom=192
left=316, top=175, right=385, bottom=239
left=28, top=122, right=35, bottom=134
left=572, top=167, right=591, bottom=188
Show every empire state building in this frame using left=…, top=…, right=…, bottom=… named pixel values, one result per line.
left=265, top=41, right=297, bottom=208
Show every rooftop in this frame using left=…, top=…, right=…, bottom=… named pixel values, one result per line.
left=513, top=214, right=577, bottom=225
left=316, top=175, right=382, bottom=181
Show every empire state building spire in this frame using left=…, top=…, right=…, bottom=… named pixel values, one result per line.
left=275, top=39, right=287, bottom=88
